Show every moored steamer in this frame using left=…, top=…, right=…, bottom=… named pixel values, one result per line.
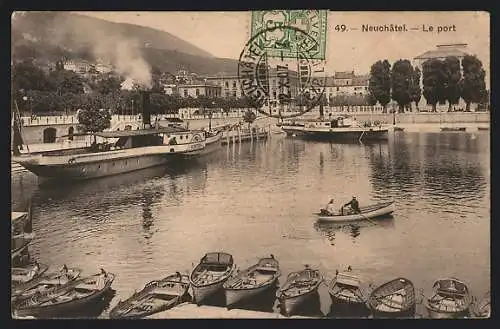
left=12, top=91, right=208, bottom=182
left=281, top=115, right=389, bottom=142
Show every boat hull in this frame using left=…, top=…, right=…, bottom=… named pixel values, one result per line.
left=13, top=274, right=115, bottom=318
left=329, top=294, right=369, bottom=313
left=14, top=285, right=112, bottom=318
left=371, top=305, right=416, bottom=318
left=191, top=281, right=226, bottom=305
left=278, top=288, right=318, bottom=316
left=225, top=282, right=276, bottom=307
left=282, top=127, right=389, bottom=141
left=317, top=202, right=395, bottom=222
left=425, top=307, right=470, bottom=319
left=181, top=135, right=222, bottom=158
left=18, top=154, right=172, bottom=181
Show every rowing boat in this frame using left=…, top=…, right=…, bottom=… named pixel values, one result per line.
left=328, top=267, right=370, bottom=314
left=471, top=291, right=490, bottom=318
left=12, top=266, right=81, bottom=302
left=316, top=201, right=395, bottom=222
left=12, top=263, right=49, bottom=286
left=367, top=277, right=416, bottom=318
left=223, top=255, right=280, bottom=308
left=13, top=270, right=115, bottom=318
left=424, top=277, right=472, bottom=318
left=109, top=272, right=190, bottom=319
left=189, top=252, right=236, bottom=305
left=276, top=265, right=322, bottom=317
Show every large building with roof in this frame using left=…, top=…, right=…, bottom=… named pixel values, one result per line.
left=413, top=43, right=469, bottom=68
left=413, top=43, right=473, bottom=111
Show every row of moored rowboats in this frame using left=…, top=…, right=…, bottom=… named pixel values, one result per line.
left=11, top=252, right=490, bottom=319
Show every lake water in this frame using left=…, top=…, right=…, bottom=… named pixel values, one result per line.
left=11, top=131, right=490, bottom=318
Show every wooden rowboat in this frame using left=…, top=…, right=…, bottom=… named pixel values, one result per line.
left=424, top=277, right=472, bottom=319
left=328, top=267, right=370, bottom=314
left=276, top=265, right=322, bottom=317
left=109, top=272, right=190, bottom=319
left=223, top=255, right=280, bottom=308
left=316, top=201, right=395, bottom=222
left=367, top=277, right=416, bottom=318
left=12, top=263, right=49, bottom=286
left=471, top=291, right=490, bottom=318
left=13, top=270, right=115, bottom=318
left=189, top=252, right=236, bottom=305
left=12, top=266, right=81, bottom=302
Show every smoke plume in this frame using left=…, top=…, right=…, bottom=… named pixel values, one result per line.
left=49, top=12, right=153, bottom=89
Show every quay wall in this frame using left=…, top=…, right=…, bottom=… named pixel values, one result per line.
left=14, top=112, right=489, bottom=145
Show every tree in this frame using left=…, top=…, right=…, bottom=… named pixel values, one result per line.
left=461, top=55, right=486, bottom=112
left=366, top=93, right=377, bottom=111
left=422, top=59, right=447, bottom=112
left=95, top=75, right=122, bottom=95
left=243, top=109, right=257, bottom=129
left=443, top=56, right=462, bottom=111
left=77, top=107, right=111, bottom=143
left=48, top=69, right=85, bottom=95
left=12, top=60, right=51, bottom=92
left=150, top=65, right=164, bottom=93
left=409, top=66, right=422, bottom=111
left=368, top=60, right=391, bottom=112
left=391, top=60, right=413, bottom=112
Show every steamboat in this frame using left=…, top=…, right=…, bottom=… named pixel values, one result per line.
left=12, top=91, right=208, bottom=181
left=281, top=115, right=389, bottom=142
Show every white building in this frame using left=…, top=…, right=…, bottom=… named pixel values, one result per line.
left=63, top=60, right=92, bottom=74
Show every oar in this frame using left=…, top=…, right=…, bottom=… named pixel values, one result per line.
left=342, top=206, right=378, bottom=225
left=359, top=212, right=378, bottom=226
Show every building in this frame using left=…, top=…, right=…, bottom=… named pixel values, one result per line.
left=95, top=63, right=113, bottom=74
left=177, top=83, right=222, bottom=98
left=205, top=68, right=300, bottom=106
left=163, top=84, right=178, bottom=95
left=63, top=59, right=92, bottom=75
left=322, top=73, right=370, bottom=101
left=414, top=43, right=469, bottom=68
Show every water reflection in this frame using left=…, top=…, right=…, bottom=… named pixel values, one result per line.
left=367, top=133, right=487, bottom=206
left=314, top=217, right=395, bottom=245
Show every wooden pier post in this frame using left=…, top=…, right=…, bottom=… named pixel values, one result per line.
left=238, top=127, right=241, bottom=144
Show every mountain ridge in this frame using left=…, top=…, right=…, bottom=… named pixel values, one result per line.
left=11, top=11, right=239, bottom=76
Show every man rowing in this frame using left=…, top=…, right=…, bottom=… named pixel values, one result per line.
left=342, top=197, right=361, bottom=215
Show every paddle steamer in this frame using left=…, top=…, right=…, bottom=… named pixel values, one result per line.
left=12, top=91, right=208, bottom=181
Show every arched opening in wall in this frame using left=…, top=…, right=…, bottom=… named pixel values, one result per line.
left=68, top=126, right=74, bottom=141
left=43, top=127, right=57, bottom=143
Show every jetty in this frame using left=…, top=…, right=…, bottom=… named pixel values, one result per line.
left=145, top=302, right=312, bottom=319
left=221, top=126, right=270, bottom=145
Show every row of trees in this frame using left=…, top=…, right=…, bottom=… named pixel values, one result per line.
left=12, top=60, right=258, bottom=115
left=368, top=55, right=487, bottom=113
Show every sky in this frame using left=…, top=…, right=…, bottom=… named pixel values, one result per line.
left=79, top=11, right=490, bottom=78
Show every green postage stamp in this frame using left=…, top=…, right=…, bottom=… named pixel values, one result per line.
left=250, top=10, right=328, bottom=60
